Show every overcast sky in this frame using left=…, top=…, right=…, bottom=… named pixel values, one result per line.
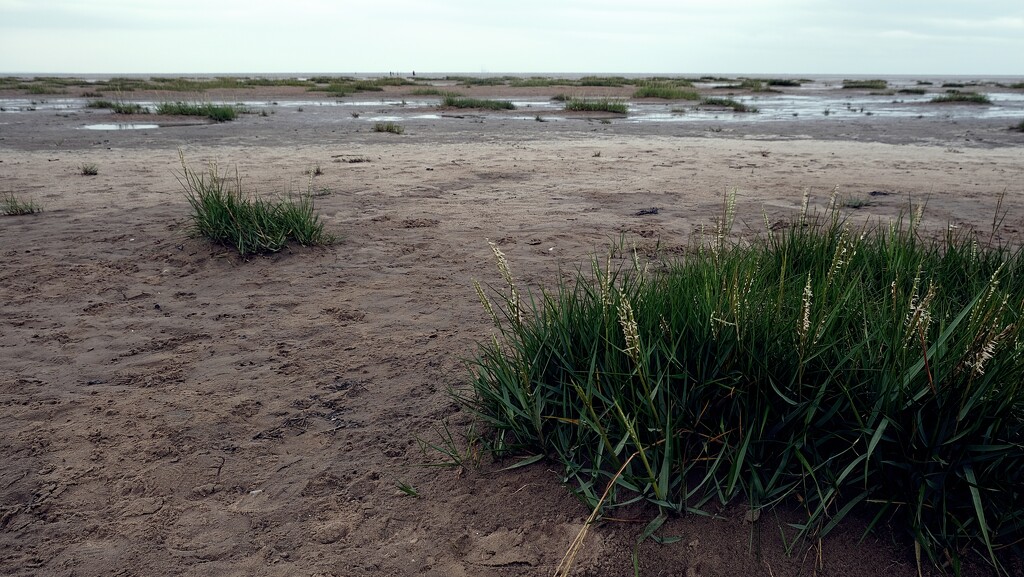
left=1, top=0, right=1022, bottom=75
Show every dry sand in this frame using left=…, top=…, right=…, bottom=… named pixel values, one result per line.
left=2, top=83, right=1023, bottom=576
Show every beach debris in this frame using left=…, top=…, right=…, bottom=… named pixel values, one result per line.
left=634, top=207, right=659, bottom=216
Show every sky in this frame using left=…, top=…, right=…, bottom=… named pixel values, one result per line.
left=1, top=0, right=1022, bottom=76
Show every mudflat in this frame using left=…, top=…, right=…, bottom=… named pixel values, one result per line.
left=2, top=79, right=1023, bottom=576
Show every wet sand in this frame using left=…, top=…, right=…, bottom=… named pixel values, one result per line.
left=2, top=81, right=1023, bottom=576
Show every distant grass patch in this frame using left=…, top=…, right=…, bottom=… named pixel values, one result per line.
left=409, top=88, right=462, bottom=97
left=178, top=155, right=333, bottom=256
left=80, top=164, right=99, bottom=176
left=447, top=76, right=512, bottom=87
left=700, top=97, right=758, bottom=112
left=633, top=83, right=699, bottom=100
left=897, top=88, right=928, bottom=95
left=766, top=78, right=801, bottom=86
left=931, top=92, right=992, bottom=104
left=88, top=100, right=148, bottom=114
left=842, top=79, right=889, bottom=89
left=510, top=77, right=569, bottom=87
left=1011, top=82, right=1024, bottom=89
left=578, top=76, right=633, bottom=87
left=1012, top=119, right=1024, bottom=132
left=441, top=96, right=516, bottom=110
left=373, top=121, right=404, bottom=134
left=156, top=102, right=240, bottom=121
left=1, top=193, right=42, bottom=216
left=563, top=98, right=627, bottom=114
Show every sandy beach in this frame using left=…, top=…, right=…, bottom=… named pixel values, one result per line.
left=2, top=78, right=1023, bottom=576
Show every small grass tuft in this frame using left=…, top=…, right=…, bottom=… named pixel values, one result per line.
left=80, top=164, right=99, bottom=176
left=931, top=92, right=992, bottom=104
left=563, top=98, right=628, bottom=114
left=373, top=121, right=404, bottom=134
left=700, top=97, right=758, bottom=113
left=89, top=100, right=148, bottom=114
left=633, top=83, right=700, bottom=100
left=441, top=96, right=516, bottom=110
left=157, top=102, right=240, bottom=121
left=177, top=153, right=334, bottom=256
left=842, top=79, right=889, bottom=89
left=1, top=193, right=43, bottom=216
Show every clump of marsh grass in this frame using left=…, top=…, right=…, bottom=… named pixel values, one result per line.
left=700, top=97, right=758, bottom=113
left=88, top=100, right=148, bottom=114
left=1, top=192, right=42, bottom=216
left=465, top=201, right=1024, bottom=575
left=80, top=163, right=98, bottom=176
left=373, top=121, right=404, bottom=134
left=1013, top=119, right=1024, bottom=132
left=931, top=92, right=992, bottom=104
left=157, top=101, right=240, bottom=121
left=632, top=83, right=699, bottom=100
left=563, top=98, right=627, bottom=114
left=842, top=79, right=889, bottom=89
left=440, top=96, right=516, bottom=110
left=177, top=153, right=334, bottom=256
left=577, top=76, right=632, bottom=87
left=409, top=88, right=462, bottom=97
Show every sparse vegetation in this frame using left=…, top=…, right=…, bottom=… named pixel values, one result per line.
left=931, top=92, right=992, bottom=104
left=88, top=100, right=148, bottom=114
left=766, top=78, right=801, bottom=87
left=842, top=79, right=889, bottom=90
left=1013, top=119, right=1024, bottom=132
left=700, top=97, right=758, bottom=113
left=177, top=154, right=334, bottom=256
left=409, top=88, right=461, bottom=97
left=467, top=201, right=1024, bottom=575
left=440, top=96, right=516, bottom=110
left=897, top=88, right=927, bottom=95
left=563, top=98, right=628, bottom=114
left=373, top=121, right=405, bottom=134
left=1, top=192, right=42, bottom=215
left=577, top=76, right=632, bottom=87
left=633, top=83, right=700, bottom=100
left=80, top=164, right=98, bottom=176
left=156, top=102, right=241, bottom=121
left=841, top=196, right=870, bottom=209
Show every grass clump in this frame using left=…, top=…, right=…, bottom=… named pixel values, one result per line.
left=466, top=201, right=1024, bottom=575
left=177, top=154, right=334, bottom=256
left=157, top=102, right=239, bottom=121
left=1, top=193, right=42, bottom=215
left=88, top=100, right=148, bottom=114
left=578, top=76, right=633, bottom=87
left=931, top=92, right=992, bottom=104
left=373, top=121, right=404, bottom=134
left=440, top=96, right=516, bottom=110
left=80, top=164, right=98, bottom=176
left=409, top=88, right=461, bottom=97
left=700, top=97, right=758, bottom=112
left=563, top=98, right=627, bottom=114
left=633, top=83, right=700, bottom=100
left=1013, top=119, right=1024, bottom=132
left=843, top=79, right=889, bottom=89
left=766, top=78, right=801, bottom=87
